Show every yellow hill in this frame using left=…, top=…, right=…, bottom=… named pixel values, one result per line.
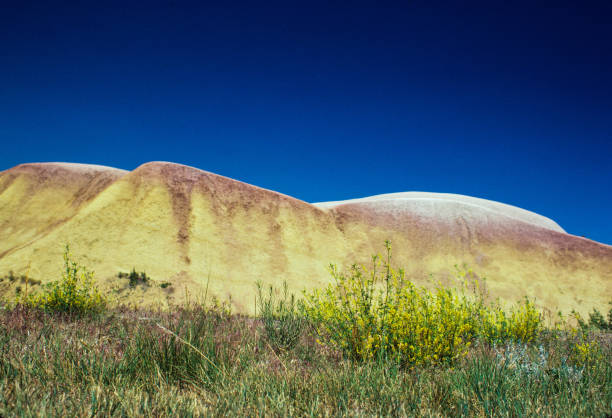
left=0, top=163, right=126, bottom=260
left=1, top=161, right=610, bottom=315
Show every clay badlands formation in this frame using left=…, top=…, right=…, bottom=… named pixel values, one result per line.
left=1, top=161, right=610, bottom=315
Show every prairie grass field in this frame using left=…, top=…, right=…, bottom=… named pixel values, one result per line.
left=0, top=303, right=610, bottom=417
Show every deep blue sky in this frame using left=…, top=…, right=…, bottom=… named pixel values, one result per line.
left=1, top=1, right=611, bottom=244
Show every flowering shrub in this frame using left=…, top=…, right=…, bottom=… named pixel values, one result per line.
left=20, top=245, right=106, bottom=315
left=473, top=297, right=542, bottom=343
left=572, top=340, right=602, bottom=368
left=302, top=241, right=543, bottom=366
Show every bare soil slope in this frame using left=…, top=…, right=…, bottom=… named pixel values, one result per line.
left=1, top=162, right=610, bottom=315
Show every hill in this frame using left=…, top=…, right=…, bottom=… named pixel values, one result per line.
left=1, top=161, right=610, bottom=315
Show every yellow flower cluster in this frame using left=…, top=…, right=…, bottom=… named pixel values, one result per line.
left=303, top=241, right=542, bottom=366
left=476, top=297, right=542, bottom=343
left=572, top=340, right=602, bottom=368
left=19, top=245, right=106, bottom=315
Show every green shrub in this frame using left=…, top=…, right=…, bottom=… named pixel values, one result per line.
left=256, top=281, right=305, bottom=352
left=302, top=241, right=543, bottom=366
left=118, top=268, right=150, bottom=287
left=572, top=303, right=612, bottom=331
left=20, top=245, right=106, bottom=316
left=128, top=269, right=150, bottom=287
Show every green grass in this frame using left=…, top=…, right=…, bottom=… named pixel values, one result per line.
left=0, top=303, right=610, bottom=417
left=256, top=280, right=306, bottom=352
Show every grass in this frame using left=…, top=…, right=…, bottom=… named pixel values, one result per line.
left=0, top=303, right=610, bottom=417
left=256, top=280, right=306, bottom=352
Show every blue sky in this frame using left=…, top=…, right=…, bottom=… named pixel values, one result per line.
left=1, top=1, right=610, bottom=244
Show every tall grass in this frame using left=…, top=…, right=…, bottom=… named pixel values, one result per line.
left=256, top=280, right=306, bottom=352
left=0, top=304, right=609, bottom=416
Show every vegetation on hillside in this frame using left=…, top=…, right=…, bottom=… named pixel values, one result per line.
left=0, top=242, right=609, bottom=416
left=15, top=245, right=106, bottom=316
left=301, top=241, right=542, bottom=366
left=573, top=303, right=612, bottom=331
left=118, top=268, right=151, bottom=288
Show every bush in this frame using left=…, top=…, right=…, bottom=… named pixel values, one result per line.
left=256, top=281, right=305, bottom=352
left=20, top=245, right=106, bottom=316
left=302, top=241, right=543, bottom=366
left=118, top=268, right=150, bottom=287
left=473, top=297, right=542, bottom=343
left=572, top=303, right=612, bottom=331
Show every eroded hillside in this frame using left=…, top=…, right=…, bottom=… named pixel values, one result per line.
left=1, top=161, right=610, bottom=315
